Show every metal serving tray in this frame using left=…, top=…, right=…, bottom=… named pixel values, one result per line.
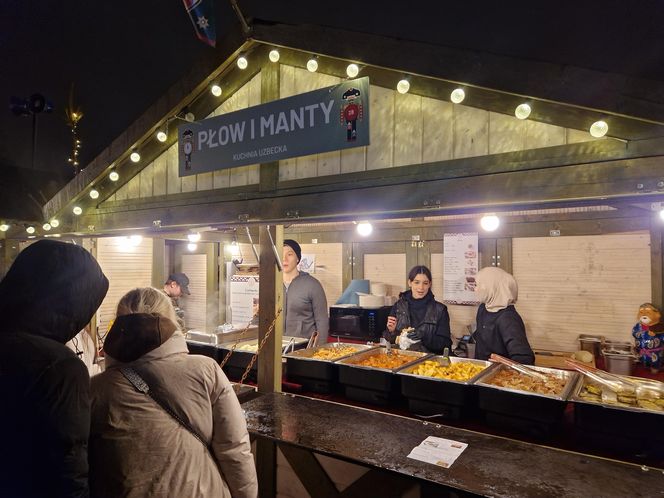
left=284, top=343, right=378, bottom=393
left=397, top=356, right=494, bottom=418
left=336, top=348, right=431, bottom=404
left=474, top=364, right=578, bottom=429
left=186, top=326, right=259, bottom=345
left=570, top=374, right=664, bottom=416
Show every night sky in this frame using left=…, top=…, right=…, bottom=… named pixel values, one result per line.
left=1, top=1, right=663, bottom=216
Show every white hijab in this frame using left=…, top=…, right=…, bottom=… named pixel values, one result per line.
left=475, top=267, right=518, bottom=312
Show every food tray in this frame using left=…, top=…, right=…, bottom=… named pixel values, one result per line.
left=284, top=343, right=378, bottom=393
left=474, top=364, right=578, bottom=430
left=186, top=341, right=225, bottom=362
left=570, top=374, right=664, bottom=415
left=218, top=336, right=309, bottom=381
left=397, top=357, right=494, bottom=418
left=336, top=348, right=431, bottom=405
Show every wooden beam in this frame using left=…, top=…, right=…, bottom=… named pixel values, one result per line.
left=206, top=242, right=220, bottom=330
left=650, top=215, right=664, bottom=309
left=278, top=444, right=339, bottom=498
left=257, top=225, right=283, bottom=393
left=151, top=238, right=165, bottom=288
left=339, top=468, right=417, bottom=498
left=259, top=62, right=280, bottom=192
left=256, top=438, right=277, bottom=498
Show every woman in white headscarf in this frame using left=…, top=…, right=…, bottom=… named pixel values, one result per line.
left=473, top=267, right=534, bottom=364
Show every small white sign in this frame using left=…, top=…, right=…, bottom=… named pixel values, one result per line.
left=298, top=253, right=316, bottom=273
left=407, top=436, right=468, bottom=469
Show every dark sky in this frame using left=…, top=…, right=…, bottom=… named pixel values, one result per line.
left=1, top=0, right=664, bottom=214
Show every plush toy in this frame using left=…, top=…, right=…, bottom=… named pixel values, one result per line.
left=632, top=303, right=664, bottom=373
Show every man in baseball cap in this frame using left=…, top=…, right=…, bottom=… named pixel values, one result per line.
left=164, top=273, right=190, bottom=327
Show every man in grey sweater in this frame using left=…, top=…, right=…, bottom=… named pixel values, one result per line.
left=283, top=239, right=329, bottom=344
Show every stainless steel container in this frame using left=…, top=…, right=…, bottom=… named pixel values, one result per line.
left=578, top=334, right=604, bottom=359
left=602, top=349, right=636, bottom=376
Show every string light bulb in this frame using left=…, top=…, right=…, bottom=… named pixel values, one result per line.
left=156, top=130, right=167, bottom=142
left=480, top=214, right=500, bottom=232
left=89, top=189, right=99, bottom=199
left=0, top=223, right=9, bottom=232
left=50, top=219, right=59, bottom=228
left=515, top=103, right=531, bottom=120
left=590, top=120, right=609, bottom=138
left=109, top=170, right=119, bottom=181
left=26, top=226, right=35, bottom=234
left=237, top=55, right=248, bottom=69
left=396, top=79, right=410, bottom=94
left=450, top=88, right=465, bottom=104
left=211, top=84, right=222, bottom=97
left=269, top=49, right=280, bottom=62
left=306, top=58, right=318, bottom=72
left=42, top=223, right=51, bottom=231
left=130, top=152, right=140, bottom=163
left=73, top=206, right=83, bottom=215
left=346, top=63, right=359, bottom=78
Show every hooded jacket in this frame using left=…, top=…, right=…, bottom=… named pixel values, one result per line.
left=90, top=313, right=258, bottom=498
left=0, top=240, right=109, bottom=498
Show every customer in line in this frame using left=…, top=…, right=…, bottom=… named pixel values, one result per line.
left=0, top=240, right=109, bottom=498
left=89, top=287, right=257, bottom=498
left=384, top=265, right=452, bottom=354
left=473, top=266, right=535, bottom=364
left=283, top=239, right=329, bottom=344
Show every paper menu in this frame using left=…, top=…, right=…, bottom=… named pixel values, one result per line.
left=407, top=436, right=468, bottom=468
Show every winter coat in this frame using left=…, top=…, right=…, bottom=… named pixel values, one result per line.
left=0, top=240, right=109, bottom=498
left=90, top=313, right=258, bottom=498
left=383, top=290, right=452, bottom=354
left=474, top=304, right=535, bottom=364
left=284, top=271, right=329, bottom=343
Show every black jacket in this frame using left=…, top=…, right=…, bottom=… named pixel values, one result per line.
left=474, top=304, right=535, bottom=364
left=0, top=240, right=108, bottom=498
left=384, top=290, right=452, bottom=354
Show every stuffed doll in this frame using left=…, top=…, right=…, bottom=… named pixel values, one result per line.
left=632, top=303, right=664, bottom=373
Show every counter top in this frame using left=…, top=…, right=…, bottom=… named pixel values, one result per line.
left=243, top=392, right=663, bottom=498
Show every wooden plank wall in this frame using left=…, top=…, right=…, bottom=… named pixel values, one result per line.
left=363, top=253, right=407, bottom=298
left=180, top=253, right=208, bottom=331
left=95, top=236, right=153, bottom=337
left=109, top=73, right=262, bottom=202
left=513, top=232, right=651, bottom=351
left=277, top=66, right=602, bottom=180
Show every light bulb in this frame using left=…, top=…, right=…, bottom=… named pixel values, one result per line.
left=109, top=170, right=119, bottom=181
left=269, top=49, right=280, bottom=62
left=130, top=152, right=140, bottom=163
left=0, top=224, right=8, bottom=232
left=184, top=112, right=195, bottom=122
left=42, top=223, right=51, bottom=231
left=346, top=63, right=359, bottom=78
left=515, top=103, right=531, bottom=120
left=50, top=219, right=59, bottom=228
left=237, top=56, right=248, bottom=69
left=306, top=58, right=318, bottom=72
left=211, top=84, right=222, bottom=97
left=590, top=120, right=609, bottom=138
left=89, top=189, right=99, bottom=199
left=228, top=241, right=240, bottom=257
left=480, top=214, right=500, bottom=232
left=73, top=206, right=83, bottom=215
left=356, top=222, right=373, bottom=236
left=156, top=131, right=167, bottom=142
left=451, top=88, right=465, bottom=104
left=397, top=79, right=410, bottom=94
left=26, top=226, right=35, bottom=234
left=187, top=243, right=198, bottom=252
left=187, top=232, right=201, bottom=243
left=659, top=209, right=664, bottom=222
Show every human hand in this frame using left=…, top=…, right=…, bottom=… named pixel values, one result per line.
left=386, top=315, right=397, bottom=332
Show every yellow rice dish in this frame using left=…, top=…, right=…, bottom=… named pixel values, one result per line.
left=411, top=360, right=486, bottom=381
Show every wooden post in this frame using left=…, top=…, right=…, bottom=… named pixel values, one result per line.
left=258, top=224, right=283, bottom=392
left=206, top=242, right=220, bottom=330
left=650, top=214, right=664, bottom=309
left=259, top=61, right=280, bottom=193
left=151, top=237, right=166, bottom=288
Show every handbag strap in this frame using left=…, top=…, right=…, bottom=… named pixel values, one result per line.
left=120, top=366, right=210, bottom=451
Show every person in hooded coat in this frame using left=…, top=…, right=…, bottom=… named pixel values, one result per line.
left=89, top=287, right=257, bottom=498
left=0, top=240, right=109, bottom=498
left=473, top=266, right=535, bottom=364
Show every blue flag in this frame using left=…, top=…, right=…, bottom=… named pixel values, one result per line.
left=182, top=0, right=216, bottom=47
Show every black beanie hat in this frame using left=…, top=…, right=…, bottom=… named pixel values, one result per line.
left=283, top=239, right=302, bottom=262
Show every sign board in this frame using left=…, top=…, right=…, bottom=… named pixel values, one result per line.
left=229, top=274, right=259, bottom=328
left=178, top=77, right=370, bottom=176
left=443, top=233, right=480, bottom=305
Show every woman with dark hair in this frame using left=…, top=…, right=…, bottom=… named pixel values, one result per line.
left=384, top=265, right=452, bottom=354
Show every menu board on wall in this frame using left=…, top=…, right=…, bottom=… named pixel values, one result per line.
left=230, top=274, right=260, bottom=327
left=443, top=233, right=480, bottom=305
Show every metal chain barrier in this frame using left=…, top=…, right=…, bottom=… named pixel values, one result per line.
left=239, top=307, right=283, bottom=385
left=219, top=313, right=258, bottom=369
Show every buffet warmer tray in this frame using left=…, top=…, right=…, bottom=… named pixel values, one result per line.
left=336, top=348, right=431, bottom=406
left=397, top=356, right=494, bottom=419
left=284, top=343, right=378, bottom=393
left=474, top=364, right=578, bottom=437
left=570, top=374, right=664, bottom=453
left=218, top=336, right=309, bottom=382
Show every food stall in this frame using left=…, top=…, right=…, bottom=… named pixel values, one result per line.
left=7, top=10, right=664, bottom=497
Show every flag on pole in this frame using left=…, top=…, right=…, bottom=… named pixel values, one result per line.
left=182, top=0, right=216, bottom=47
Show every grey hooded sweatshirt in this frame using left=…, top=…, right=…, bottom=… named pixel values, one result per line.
left=284, top=271, right=329, bottom=343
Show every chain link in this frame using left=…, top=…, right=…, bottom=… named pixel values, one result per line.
left=239, top=307, right=283, bottom=385
left=219, top=312, right=258, bottom=369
